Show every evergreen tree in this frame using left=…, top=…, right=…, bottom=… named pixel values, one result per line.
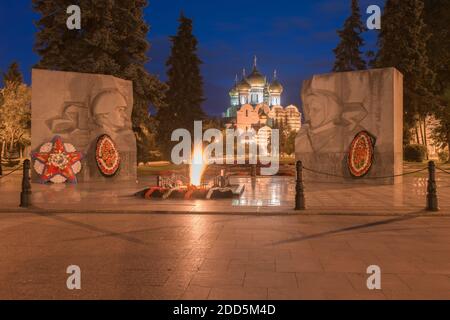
left=2, top=62, right=23, bottom=86
left=425, top=0, right=450, bottom=158
left=286, top=130, right=297, bottom=156
left=333, top=0, right=366, bottom=72
left=156, top=13, right=206, bottom=158
left=375, top=0, right=435, bottom=145
left=272, top=118, right=289, bottom=155
left=32, top=0, right=166, bottom=162
left=425, top=0, right=450, bottom=94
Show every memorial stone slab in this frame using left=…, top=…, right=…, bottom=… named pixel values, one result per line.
left=31, top=69, right=136, bottom=182
left=295, top=68, right=403, bottom=184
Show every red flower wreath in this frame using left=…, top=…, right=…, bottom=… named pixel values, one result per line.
left=95, top=135, right=121, bottom=177
left=347, top=131, right=376, bottom=178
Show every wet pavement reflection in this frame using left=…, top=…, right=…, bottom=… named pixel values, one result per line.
left=1, top=171, right=449, bottom=214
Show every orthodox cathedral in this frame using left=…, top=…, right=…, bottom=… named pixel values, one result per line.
left=223, top=57, right=301, bottom=134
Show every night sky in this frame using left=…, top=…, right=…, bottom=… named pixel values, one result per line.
left=0, top=0, right=384, bottom=116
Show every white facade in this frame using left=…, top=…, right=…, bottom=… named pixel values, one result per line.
left=224, top=58, right=302, bottom=149
left=225, top=57, right=301, bottom=132
left=235, top=103, right=301, bottom=133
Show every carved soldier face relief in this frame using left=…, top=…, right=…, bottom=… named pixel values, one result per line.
left=304, top=95, right=327, bottom=129
left=92, top=90, right=129, bottom=132
left=103, top=105, right=127, bottom=131
left=303, top=91, right=342, bottom=130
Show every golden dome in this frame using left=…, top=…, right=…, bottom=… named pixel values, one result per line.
left=237, top=79, right=251, bottom=92
left=246, top=68, right=266, bottom=87
left=269, top=79, right=283, bottom=94
left=229, top=85, right=238, bottom=96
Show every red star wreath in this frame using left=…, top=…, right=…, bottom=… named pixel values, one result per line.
left=32, top=136, right=83, bottom=184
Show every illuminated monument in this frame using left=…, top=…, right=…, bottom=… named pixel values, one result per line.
left=223, top=57, right=301, bottom=133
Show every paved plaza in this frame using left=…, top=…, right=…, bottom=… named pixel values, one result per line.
left=0, top=212, right=449, bottom=299
left=1, top=167, right=450, bottom=300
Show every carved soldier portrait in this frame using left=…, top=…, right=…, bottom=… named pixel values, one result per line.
left=296, top=88, right=368, bottom=154
left=91, top=89, right=130, bottom=134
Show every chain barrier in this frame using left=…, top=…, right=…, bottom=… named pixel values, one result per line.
left=0, top=165, right=23, bottom=180
left=302, top=166, right=429, bottom=180
left=436, top=166, right=450, bottom=175
left=295, top=161, right=444, bottom=212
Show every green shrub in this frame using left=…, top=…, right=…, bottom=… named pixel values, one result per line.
left=404, top=144, right=427, bottom=162
left=438, top=150, right=449, bottom=163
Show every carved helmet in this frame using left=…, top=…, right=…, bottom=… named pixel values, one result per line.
left=91, top=88, right=128, bottom=117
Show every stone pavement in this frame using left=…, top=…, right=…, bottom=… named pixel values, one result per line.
left=1, top=169, right=450, bottom=215
left=0, top=212, right=449, bottom=299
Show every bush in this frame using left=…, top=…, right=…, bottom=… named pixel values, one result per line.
left=438, top=150, right=449, bottom=163
left=404, top=144, right=427, bottom=162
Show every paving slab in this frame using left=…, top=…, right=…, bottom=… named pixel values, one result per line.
left=0, top=212, right=449, bottom=299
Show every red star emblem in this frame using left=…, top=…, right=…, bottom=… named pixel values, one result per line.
left=32, top=136, right=83, bottom=184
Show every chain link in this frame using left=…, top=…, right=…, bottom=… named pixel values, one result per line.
left=302, top=166, right=429, bottom=180
left=436, top=166, right=450, bottom=175
left=0, top=165, right=23, bottom=179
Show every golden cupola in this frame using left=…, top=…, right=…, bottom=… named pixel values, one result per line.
left=269, top=70, right=283, bottom=94
left=245, top=56, right=266, bottom=87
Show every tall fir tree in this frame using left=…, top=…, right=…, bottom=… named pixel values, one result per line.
left=156, top=13, right=206, bottom=158
left=2, top=62, right=24, bottom=86
left=375, top=0, right=435, bottom=145
left=32, top=0, right=166, bottom=162
left=425, top=0, right=450, bottom=159
left=333, top=0, right=366, bottom=72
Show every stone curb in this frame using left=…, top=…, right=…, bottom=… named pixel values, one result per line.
left=0, top=207, right=448, bottom=217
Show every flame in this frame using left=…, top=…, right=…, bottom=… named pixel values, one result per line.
left=190, top=143, right=206, bottom=187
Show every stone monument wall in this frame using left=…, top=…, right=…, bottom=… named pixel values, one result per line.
left=295, top=68, right=403, bottom=184
left=31, top=69, right=137, bottom=182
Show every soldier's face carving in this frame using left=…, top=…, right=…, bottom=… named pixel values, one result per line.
left=304, top=93, right=341, bottom=130
left=101, top=105, right=127, bottom=130
left=92, top=91, right=128, bottom=132
left=305, top=95, right=326, bottom=129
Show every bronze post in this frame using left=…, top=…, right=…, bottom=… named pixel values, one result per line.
left=20, top=160, right=32, bottom=208
left=295, top=161, right=306, bottom=210
left=426, top=161, right=439, bottom=212
left=251, top=164, right=257, bottom=178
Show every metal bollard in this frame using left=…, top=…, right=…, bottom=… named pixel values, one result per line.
left=295, top=161, right=306, bottom=210
left=20, top=159, right=32, bottom=208
left=426, top=161, right=439, bottom=212
left=251, top=164, right=257, bottom=178
left=220, top=169, right=226, bottom=188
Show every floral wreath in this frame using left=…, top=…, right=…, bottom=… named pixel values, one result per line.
left=347, top=131, right=377, bottom=178
left=32, top=136, right=83, bottom=184
left=95, top=134, right=121, bottom=177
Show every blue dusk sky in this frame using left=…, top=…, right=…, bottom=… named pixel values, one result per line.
left=0, top=0, right=384, bottom=116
